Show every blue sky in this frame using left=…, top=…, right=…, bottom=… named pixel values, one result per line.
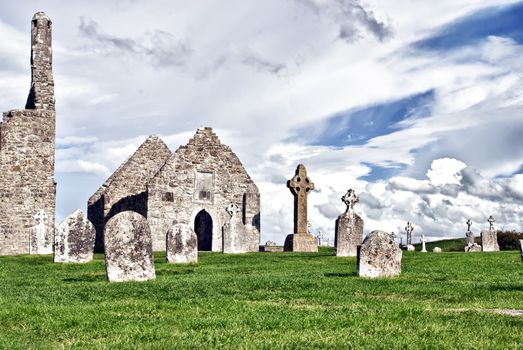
left=0, top=0, right=522, bottom=243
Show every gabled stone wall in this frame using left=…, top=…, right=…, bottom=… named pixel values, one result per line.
left=87, top=135, right=171, bottom=251
left=0, top=12, right=56, bottom=255
left=148, top=127, right=260, bottom=252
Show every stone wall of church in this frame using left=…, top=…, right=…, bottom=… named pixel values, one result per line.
left=87, top=135, right=171, bottom=251
left=147, top=127, right=260, bottom=252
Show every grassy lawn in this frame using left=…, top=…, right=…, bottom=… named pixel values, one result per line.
left=1, top=248, right=523, bottom=349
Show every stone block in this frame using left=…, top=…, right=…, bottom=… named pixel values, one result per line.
left=104, top=211, right=155, bottom=282
left=166, top=223, right=197, bottom=264
left=284, top=233, right=318, bottom=252
left=357, top=230, right=402, bottom=278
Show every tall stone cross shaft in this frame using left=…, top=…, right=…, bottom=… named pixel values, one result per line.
left=288, top=164, right=314, bottom=235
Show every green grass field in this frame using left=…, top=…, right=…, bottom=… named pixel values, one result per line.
left=1, top=248, right=523, bottom=349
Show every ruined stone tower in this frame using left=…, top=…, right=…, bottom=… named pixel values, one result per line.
left=0, top=12, right=56, bottom=255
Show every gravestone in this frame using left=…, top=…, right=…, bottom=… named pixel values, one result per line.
left=104, top=211, right=155, bottom=282
left=262, top=240, right=283, bottom=252
left=405, top=221, right=414, bottom=245
left=465, top=219, right=474, bottom=245
left=406, top=244, right=415, bottom=251
left=29, top=210, right=53, bottom=254
left=222, top=203, right=249, bottom=253
left=316, top=230, right=324, bottom=246
left=481, top=215, right=499, bottom=252
left=433, top=247, right=442, bottom=253
left=166, top=223, right=197, bottom=264
left=465, top=243, right=482, bottom=252
left=284, top=164, right=318, bottom=252
left=357, top=230, right=402, bottom=278
left=519, top=240, right=523, bottom=262
left=54, top=209, right=95, bottom=263
left=420, top=234, right=427, bottom=253
left=335, top=189, right=364, bottom=257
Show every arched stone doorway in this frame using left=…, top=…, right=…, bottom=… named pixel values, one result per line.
left=194, top=209, right=213, bottom=251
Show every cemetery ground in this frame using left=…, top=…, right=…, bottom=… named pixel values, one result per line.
left=1, top=249, right=523, bottom=349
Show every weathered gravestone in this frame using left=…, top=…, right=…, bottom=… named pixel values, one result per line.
left=481, top=215, right=499, bottom=252
left=519, top=240, right=523, bottom=262
left=466, top=243, right=482, bottom=252
left=284, top=164, right=318, bottom=252
left=464, top=219, right=481, bottom=252
left=335, top=189, right=364, bottom=257
left=357, top=230, right=402, bottom=278
left=420, top=234, right=427, bottom=253
left=222, top=203, right=254, bottom=253
left=465, top=219, right=474, bottom=245
left=262, top=240, right=283, bottom=252
left=104, top=211, right=155, bottom=282
left=29, top=210, right=53, bottom=254
left=406, top=244, right=415, bottom=251
left=166, top=223, right=197, bottom=264
left=54, top=209, right=95, bottom=263
left=405, top=221, right=414, bottom=245
left=433, top=247, right=442, bottom=253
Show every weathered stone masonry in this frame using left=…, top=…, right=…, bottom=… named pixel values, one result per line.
left=0, top=12, right=56, bottom=255
left=89, top=127, right=260, bottom=253
left=88, top=136, right=171, bottom=251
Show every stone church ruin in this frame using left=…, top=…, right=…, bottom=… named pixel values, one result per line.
left=0, top=12, right=56, bottom=255
left=88, top=127, right=260, bottom=253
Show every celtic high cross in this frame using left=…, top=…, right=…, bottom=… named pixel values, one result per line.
left=288, top=164, right=314, bottom=235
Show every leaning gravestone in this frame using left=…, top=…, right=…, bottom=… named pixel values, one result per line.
left=166, top=223, right=197, bottom=264
left=104, top=211, right=155, bottom=282
left=54, top=209, right=95, bottom=263
left=335, top=189, right=364, bottom=257
left=357, top=230, right=402, bottom=278
left=481, top=215, right=499, bottom=252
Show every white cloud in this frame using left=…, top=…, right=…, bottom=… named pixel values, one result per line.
left=0, top=1, right=521, bottom=241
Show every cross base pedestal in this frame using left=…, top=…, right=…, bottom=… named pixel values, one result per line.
left=284, top=233, right=318, bottom=252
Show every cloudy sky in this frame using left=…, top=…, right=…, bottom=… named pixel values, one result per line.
left=1, top=0, right=522, bottom=244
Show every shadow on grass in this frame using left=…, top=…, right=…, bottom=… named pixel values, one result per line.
left=488, top=284, right=523, bottom=292
left=324, top=272, right=357, bottom=278
left=155, top=269, right=195, bottom=276
left=63, top=274, right=106, bottom=283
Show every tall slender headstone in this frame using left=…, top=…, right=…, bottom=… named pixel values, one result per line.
left=519, top=240, right=523, bottom=262
left=335, top=189, right=364, bottom=257
left=222, top=203, right=249, bottom=253
left=420, top=234, right=427, bottom=253
left=284, top=164, right=318, bottom=252
left=465, top=219, right=474, bottom=245
left=405, top=221, right=414, bottom=245
left=104, top=211, right=155, bottom=282
left=481, top=215, right=499, bottom=252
